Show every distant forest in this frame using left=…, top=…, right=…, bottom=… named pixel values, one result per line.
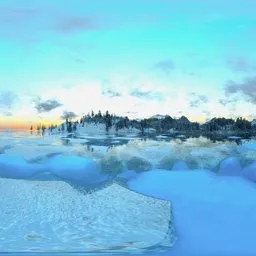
left=30, top=110, right=256, bottom=135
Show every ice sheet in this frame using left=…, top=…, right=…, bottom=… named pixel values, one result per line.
left=128, top=169, right=256, bottom=256
left=0, top=180, right=176, bottom=253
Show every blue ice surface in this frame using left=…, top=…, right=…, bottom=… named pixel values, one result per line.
left=117, top=169, right=138, bottom=180
left=0, top=154, right=108, bottom=188
left=0, top=155, right=44, bottom=178
left=46, top=155, right=108, bottom=187
left=242, top=161, right=256, bottom=182
left=237, top=141, right=256, bottom=152
left=218, top=156, right=242, bottom=176
left=172, top=160, right=190, bottom=170
left=128, top=169, right=256, bottom=256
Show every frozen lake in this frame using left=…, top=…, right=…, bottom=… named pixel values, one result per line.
left=0, top=130, right=256, bottom=255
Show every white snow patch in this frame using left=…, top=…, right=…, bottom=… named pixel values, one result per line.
left=0, top=180, right=175, bottom=253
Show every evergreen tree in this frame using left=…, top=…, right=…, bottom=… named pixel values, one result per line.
left=67, top=121, right=72, bottom=133
left=140, top=119, right=147, bottom=135
left=42, top=125, right=46, bottom=135
left=105, top=110, right=112, bottom=132
left=73, top=122, right=77, bottom=131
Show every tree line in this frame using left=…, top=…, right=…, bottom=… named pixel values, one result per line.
left=30, top=111, right=256, bottom=135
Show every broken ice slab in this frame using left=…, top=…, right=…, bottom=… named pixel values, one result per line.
left=0, top=178, right=176, bottom=253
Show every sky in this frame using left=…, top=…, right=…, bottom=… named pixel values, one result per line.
left=0, top=0, right=255, bottom=129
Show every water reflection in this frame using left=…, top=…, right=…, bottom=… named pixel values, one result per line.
left=0, top=130, right=255, bottom=179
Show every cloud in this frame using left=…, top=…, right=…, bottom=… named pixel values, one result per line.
left=4, top=111, right=13, bottom=116
left=0, top=7, right=38, bottom=21
left=130, top=89, right=163, bottom=100
left=53, top=17, right=99, bottom=33
left=74, top=58, right=85, bottom=63
left=60, top=111, right=77, bottom=120
left=153, top=60, right=175, bottom=74
left=102, top=89, right=122, bottom=98
left=225, top=77, right=256, bottom=104
left=226, top=57, right=256, bottom=72
left=202, top=110, right=210, bottom=117
left=218, top=98, right=237, bottom=106
left=189, top=93, right=208, bottom=107
left=126, top=111, right=138, bottom=114
left=35, top=99, right=62, bottom=113
left=0, top=7, right=100, bottom=42
left=0, top=91, right=18, bottom=109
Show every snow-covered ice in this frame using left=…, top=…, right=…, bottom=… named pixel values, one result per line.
left=0, top=180, right=176, bottom=253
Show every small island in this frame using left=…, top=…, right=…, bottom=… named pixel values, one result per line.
left=30, top=110, right=256, bottom=137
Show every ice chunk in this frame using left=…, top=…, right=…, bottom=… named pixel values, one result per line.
left=240, top=150, right=256, bottom=166
left=172, top=160, right=190, bottom=170
left=228, top=136, right=242, bottom=140
left=125, top=156, right=152, bottom=172
left=0, top=179, right=176, bottom=253
left=187, top=147, right=228, bottom=169
left=47, top=155, right=107, bottom=187
left=4, top=143, right=71, bottom=162
left=176, top=135, right=186, bottom=138
left=100, top=155, right=126, bottom=175
left=156, top=135, right=169, bottom=139
left=241, top=161, right=256, bottom=182
left=218, top=156, right=242, bottom=176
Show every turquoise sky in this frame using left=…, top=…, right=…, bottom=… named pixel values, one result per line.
left=0, top=0, right=255, bottom=128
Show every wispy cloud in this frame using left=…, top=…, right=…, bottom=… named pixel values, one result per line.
left=126, top=111, right=138, bottom=114
left=202, top=110, right=211, bottom=117
left=189, top=93, right=208, bottom=107
left=4, top=111, right=13, bottom=116
left=225, top=77, right=256, bottom=104
left=0, top=7, right=38, bottom=21
left=102, top=89, right=122, bottom=98
left=226, top=57, right=256, bottom=72
left=53, top=17, right=99, bottom=33
left=130, top=89, right=163, bottom=100
left=218, top=98, right=236, bottom=106
left=0, top=7, right=101, bottom=42
left=35, top=99, right=62, bottom=113
left=0, top=91, right=18, bottom=109
left=152, top=60, right=175, bottom=74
